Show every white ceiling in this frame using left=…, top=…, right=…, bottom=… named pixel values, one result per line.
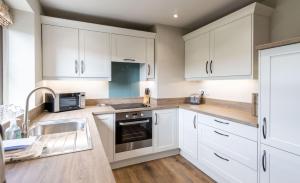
left=40, top=0, right=255, bottom=29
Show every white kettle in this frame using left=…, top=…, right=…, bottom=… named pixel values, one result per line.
left=0, top=125, right=5, bottom=183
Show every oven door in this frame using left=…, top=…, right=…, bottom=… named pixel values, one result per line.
left=59, top=93, right=80, bottom=111
left=115, top=118, right=152, bottom=153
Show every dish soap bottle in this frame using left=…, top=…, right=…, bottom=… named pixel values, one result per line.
left=5, top=105, right=22, bottom=140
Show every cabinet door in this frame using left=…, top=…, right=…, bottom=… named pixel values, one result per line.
left=260, top=43, right=300, bottom=155
left=79, top=30, right=111, bottom=78
left=42, top=25, right=79, bottom=78
left=111, top=34, right=147, bottom=63
left=181, top=109, right=198, bottom=160
left=211, top=15, right=252, bottom=77
left=260, top=144, right=300, bottom=183
left=94, top=114, right=114, bottom=162
left=153, top=109, right=178, bottom=152
left=146, top=39, right=155, bottom=79
left=185, top=32, right=210, bottom=79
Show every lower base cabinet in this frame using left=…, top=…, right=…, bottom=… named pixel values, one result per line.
left=260, top=144, right=300, bottom=183
left=153, top=109, right=178, bottom=152
left=198, top=143, right=257, bottom=183
left=94, top=114, right=114, bottom=162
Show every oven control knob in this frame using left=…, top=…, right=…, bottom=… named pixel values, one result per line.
left=125, top=114, right=129, bottom=118
left=140, top=113, right=144, bottom=117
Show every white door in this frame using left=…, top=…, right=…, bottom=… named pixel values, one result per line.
left=260, top=43, right=300, bottom=155
left=146, top=39, right=155, bottom=79
left=94, top=114, right=114, bottom=162
left=42, top=25, right=79, bottom=78
left=111, top=34, right=147, bottom=63
left=260, top=144, right=300, bottom=183
left=79, top=30, right=111, bottom=78
left=181, top=109, right=198, bottom=160
left=211, top=15, right=252, bottom=77
left=153, top=109, right=178, bottom=152
left=185, top=32, right=210, bottom=79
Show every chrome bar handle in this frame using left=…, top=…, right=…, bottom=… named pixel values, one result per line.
left=155, top=113, right=158, bottom=125
left=262, top=150, right=267, bottom=172
left=148, top=64, right=151, bottom=76
left=210, top=60, right=213, bottom=74
left=123, top=58, right=136, bottom=62
left=75, top=60, right=78, bottom=74
left=214, top=153, right=229, bottom=162
left=81, top=60, right=85, bottom=74
left=206, top=61, right=209, bottom=74
left=262, top=117, right=267, bottom=139
left=214, top=119, right=229, bottom=125
left=193, top=115, right=197, bottom=129
left=214, top=130, right=229, bottom=137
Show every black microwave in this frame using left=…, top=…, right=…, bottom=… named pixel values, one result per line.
left=45, top=92, right=86, bottom=112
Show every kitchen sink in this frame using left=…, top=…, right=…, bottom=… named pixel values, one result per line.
left=28, top=118, right=93, bottom=158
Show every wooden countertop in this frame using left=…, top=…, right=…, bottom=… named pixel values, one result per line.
left=257, top=36, right=300, bottom=50
left=179, top=104, right=257, bottom=127
left=5, top=107, right=116, bottom=183
left=5, top=102, right=257, bottom=182
left=93, top=104, right=258, bottom=128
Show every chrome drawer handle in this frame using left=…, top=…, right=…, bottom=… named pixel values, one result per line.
left=214, top=153, right=229, bottom=162
left=214, top=130, right=229, bottom=137
left=214, top=119, right=229, bottom=125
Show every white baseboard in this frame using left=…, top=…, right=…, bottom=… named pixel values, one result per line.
left=111, top=148, right=180, bottom=169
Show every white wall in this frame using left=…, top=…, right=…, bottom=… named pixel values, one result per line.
left=153, top=25, right=200, bottom=98
left=43, top=80, right=109, bottom=99
left=269, top=0, right=300, bottom=41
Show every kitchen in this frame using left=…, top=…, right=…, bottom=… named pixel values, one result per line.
left=0, top=0, right=299, bottom=183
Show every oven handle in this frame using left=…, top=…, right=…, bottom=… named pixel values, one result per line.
left=119, top=120, right=150, bottom=126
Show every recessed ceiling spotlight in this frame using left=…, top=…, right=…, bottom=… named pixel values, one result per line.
left=173, top=13, right=178, bottom=18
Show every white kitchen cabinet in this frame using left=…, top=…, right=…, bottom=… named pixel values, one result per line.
left=79, top=30, right=111, bottom=78
left=146, top=39, right=155, bottom=79
left=42, top=25, right=79, bottom=78
left=183, top=3, right=273, bottom=80
left=198, top=124, right=257, bottom=170
left=198, top=143, right=257, bottom=183
left=140, top=38, right=155, bottom=80
left=94, top=114, right=114, bottom=162
left=111, top=34, right=147, bottom=63
left=185, top=32, right=210, bottom=79
left=211, top=15, right=252, bottom=77
left=260, top=144, right=300, bottom=183
left=153, top=109, right=178, bottom=152
left=42, top=25, right=111, bottom=79
left=259, top=43, right=300, bottom=155
left=179, top=109, right=198, bottom=160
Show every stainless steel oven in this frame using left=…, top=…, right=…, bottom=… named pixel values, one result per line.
left=115, top=110, right=152, bottom=153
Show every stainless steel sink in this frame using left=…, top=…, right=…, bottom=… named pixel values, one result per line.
left=28, top=118, right=93, bottom=158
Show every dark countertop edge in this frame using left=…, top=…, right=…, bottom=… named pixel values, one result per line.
left=92, top=104, right=258, bottom=128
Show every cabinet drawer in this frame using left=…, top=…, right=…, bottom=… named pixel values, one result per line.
left=199, top=124, right=257, bottom=170
left=198, top=143, right=257, bottom=183
left=197, top=113, right=257, bottom=141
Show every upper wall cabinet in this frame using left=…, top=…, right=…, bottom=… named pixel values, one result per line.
left=41, top=16, right=156, bottom=80
left=183, top=3, right=273, bottom=80
left=42, top=25, right=111, bottom=80
left=111, top=34, right=147, bottom=63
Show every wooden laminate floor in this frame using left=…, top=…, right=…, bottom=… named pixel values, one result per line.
left=113, top=155, right=215, bottom=183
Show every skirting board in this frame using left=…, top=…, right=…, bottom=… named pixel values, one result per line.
left=111, top=148, right=180, bottom=169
